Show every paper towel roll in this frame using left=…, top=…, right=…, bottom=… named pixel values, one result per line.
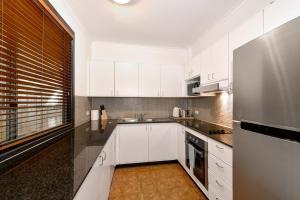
left=91, top=110, right=99, bottom=121
left=91, top=120, right=99, bottom=131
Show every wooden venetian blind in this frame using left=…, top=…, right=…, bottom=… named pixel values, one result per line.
left=0, top=0, right=73, bottom=150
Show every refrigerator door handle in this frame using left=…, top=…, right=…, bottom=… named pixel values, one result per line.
left=235, top=120, right=300, bottom=143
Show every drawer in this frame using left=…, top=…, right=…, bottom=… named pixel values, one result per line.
left=209, top=172, right=232, bottom=200
left=208, top=154, right=232, bottom=186
left=208, top=138, right=232, bottom=166
left=209, top=190, right=222, bottom=200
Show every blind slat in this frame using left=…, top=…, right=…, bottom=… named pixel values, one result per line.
left=0, top=0, right=73, bottom=148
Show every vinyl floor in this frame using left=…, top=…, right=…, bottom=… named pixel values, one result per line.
left=109, top=163, right=208, bottom=200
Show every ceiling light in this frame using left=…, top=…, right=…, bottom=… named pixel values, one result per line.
left=112, top=0, right=131, bottom=4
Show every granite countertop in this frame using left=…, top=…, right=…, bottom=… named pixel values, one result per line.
left=176, top=120, right=233, bottom=147
left=0, top=118, right=232, bottom=200
left=117, top=118, right=233, bottom=147
left=0, top=120, right=118, bottom=200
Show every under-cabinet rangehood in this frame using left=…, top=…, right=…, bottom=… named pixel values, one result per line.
left=192, top=80, right=229, bottom=94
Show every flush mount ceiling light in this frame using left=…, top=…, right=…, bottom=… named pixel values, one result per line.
left=112, top=0, right=131, bottom=4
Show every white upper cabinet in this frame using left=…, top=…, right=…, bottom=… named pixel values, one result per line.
left=115, top=62, right=139, bottom=97
left=139, top=64, right=161, bottom=97
left=229, top=11, right=264, bottom=83
left=199, top=46, right=212, bottom=84
left=89, top=61, right=115, bottom=97
left=186, top=54, right=201, bottom=80
left=199, top=34, right=229, bottom=85
left=264, top=0, right=300, bottom=33
left=148, top=123, right=177, bottom=162
left=211, top=35, right=229, bottom=82
left=161, top=64, right=183, bottom=97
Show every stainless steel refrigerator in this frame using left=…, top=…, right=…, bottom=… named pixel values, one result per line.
left=233, top=16, right=300, bottom=200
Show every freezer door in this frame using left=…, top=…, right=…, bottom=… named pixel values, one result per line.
left=233, top=16, right=300, bottom=128
left=233, top=121, right=300, bottom=200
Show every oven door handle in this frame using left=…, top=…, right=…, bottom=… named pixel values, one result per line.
left=194, top=147, right=204, bottom=157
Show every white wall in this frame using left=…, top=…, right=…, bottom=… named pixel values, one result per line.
left=49, top=0, right=92, bottom=96
left=191, top=0, right=272, bottom=57
left=91, top=41, right=188, bottom=65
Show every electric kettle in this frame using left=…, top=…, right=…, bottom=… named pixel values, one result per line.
left=172, top=107, right=180, bottom=117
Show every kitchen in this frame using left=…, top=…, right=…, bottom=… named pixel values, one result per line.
left=0, top=0, right=300, bottom=200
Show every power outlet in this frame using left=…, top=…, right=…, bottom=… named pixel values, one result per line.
left=86, top=111, right=90, bottom=116
left=194, top=110, right=199, bottom=115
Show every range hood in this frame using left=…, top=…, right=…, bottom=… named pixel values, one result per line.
left=192, top=80, right=229, bottom=94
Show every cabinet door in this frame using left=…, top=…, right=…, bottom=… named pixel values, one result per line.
left=74, top=154, right=107, bottom=200
left=264, top=0, right=300, bottom=33
left=115, top=62, right=139, bottom=97
left=229, top=11, right=263, bottom=83
left=148, top=123, right=177, bottom=161
left=118, top=124, right=148, bottom=164
left=177, top=125, right=186, bottom=166
left=200, top=47, right=213, bottom=84
left=89, top=61, right=114, bottom=96
left=185, top=63, right=193, bottom=80
left=211, top=35, right=229, bottom=82
left=161, top=65, right=184, bottom=97
left=139, top=64, right=161, bottom=97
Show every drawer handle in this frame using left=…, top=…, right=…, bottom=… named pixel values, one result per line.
left=215, top=162, right=224, bottom=169
left=216, top=180, right=224, bottom=188
left=98, top=155, right=104, bottom=166
left=216, top=145, right=224, bottom=150
left=102, top=151, right=107, bottom=161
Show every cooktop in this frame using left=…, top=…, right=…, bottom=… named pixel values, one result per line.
left=179, top=119, right=232, bottom=135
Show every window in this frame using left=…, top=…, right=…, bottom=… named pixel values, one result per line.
left=0, top=0, right=73, bottom=151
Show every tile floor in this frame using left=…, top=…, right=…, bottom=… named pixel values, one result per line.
left=109, top=163, right=208, bottom=200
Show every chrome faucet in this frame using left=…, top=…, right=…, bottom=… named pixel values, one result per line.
left=138, top=113, right=147, bottom=121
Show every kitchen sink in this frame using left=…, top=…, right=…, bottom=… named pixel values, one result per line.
left=144, top=118, right=153, bottom=122
left=119, top=118, right=154, bottom=123
left=120, top=118, right=139, bottom=123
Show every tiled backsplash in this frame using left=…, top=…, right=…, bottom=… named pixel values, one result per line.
left=75, top=96, right=91, bottom=127
left=187, top=93, right=233, bottom=128
left=82, top=94, right=233, bottom=128
left=91, top=97, right=188, bottom=119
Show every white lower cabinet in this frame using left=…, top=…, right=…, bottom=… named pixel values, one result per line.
left=74, top=130, right=116, bottom=200
left=177, top=125, right=186, bottom=166
left=208, top=139, right=233, bottom=200
left=209, top=172, right=232, bottom=200
left=148, top=123, right=177, bottom=161
left=118, top=124, right=149, bottom=164
left=118, top=123, right=178, bottom=164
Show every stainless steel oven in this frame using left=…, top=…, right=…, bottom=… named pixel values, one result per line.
left=185, top=131, right=208, bottom=189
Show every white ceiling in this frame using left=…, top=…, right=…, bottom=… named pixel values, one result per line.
left=67, top=0, right=245, bottom=48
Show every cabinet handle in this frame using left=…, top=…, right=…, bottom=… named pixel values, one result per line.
left=216, top=145, right=224, bottom=150
left=146, top=125, right=148, bottom=131
left=150, top=126, right=152, bottom=131
left=216, top=180, right=224, bottom=188
left=215, top=162, right=224, bottom=169
left=208, top=74, right=210, bottom=80
left=98, top=155, right=104, bottom=166
left=102, top=151, right=107, bottom=161
left=212, top=73, right=215, bottom=79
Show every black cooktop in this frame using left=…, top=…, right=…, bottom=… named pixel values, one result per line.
left=179, top=120, right=232, bottom=135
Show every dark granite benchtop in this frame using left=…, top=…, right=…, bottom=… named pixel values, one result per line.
left=0, top=120, right=118, bottom=200
left=0, top=118, right=232, bottom=200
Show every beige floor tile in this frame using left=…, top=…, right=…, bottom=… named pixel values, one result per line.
left=108, top=163, right=207, bottom=200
